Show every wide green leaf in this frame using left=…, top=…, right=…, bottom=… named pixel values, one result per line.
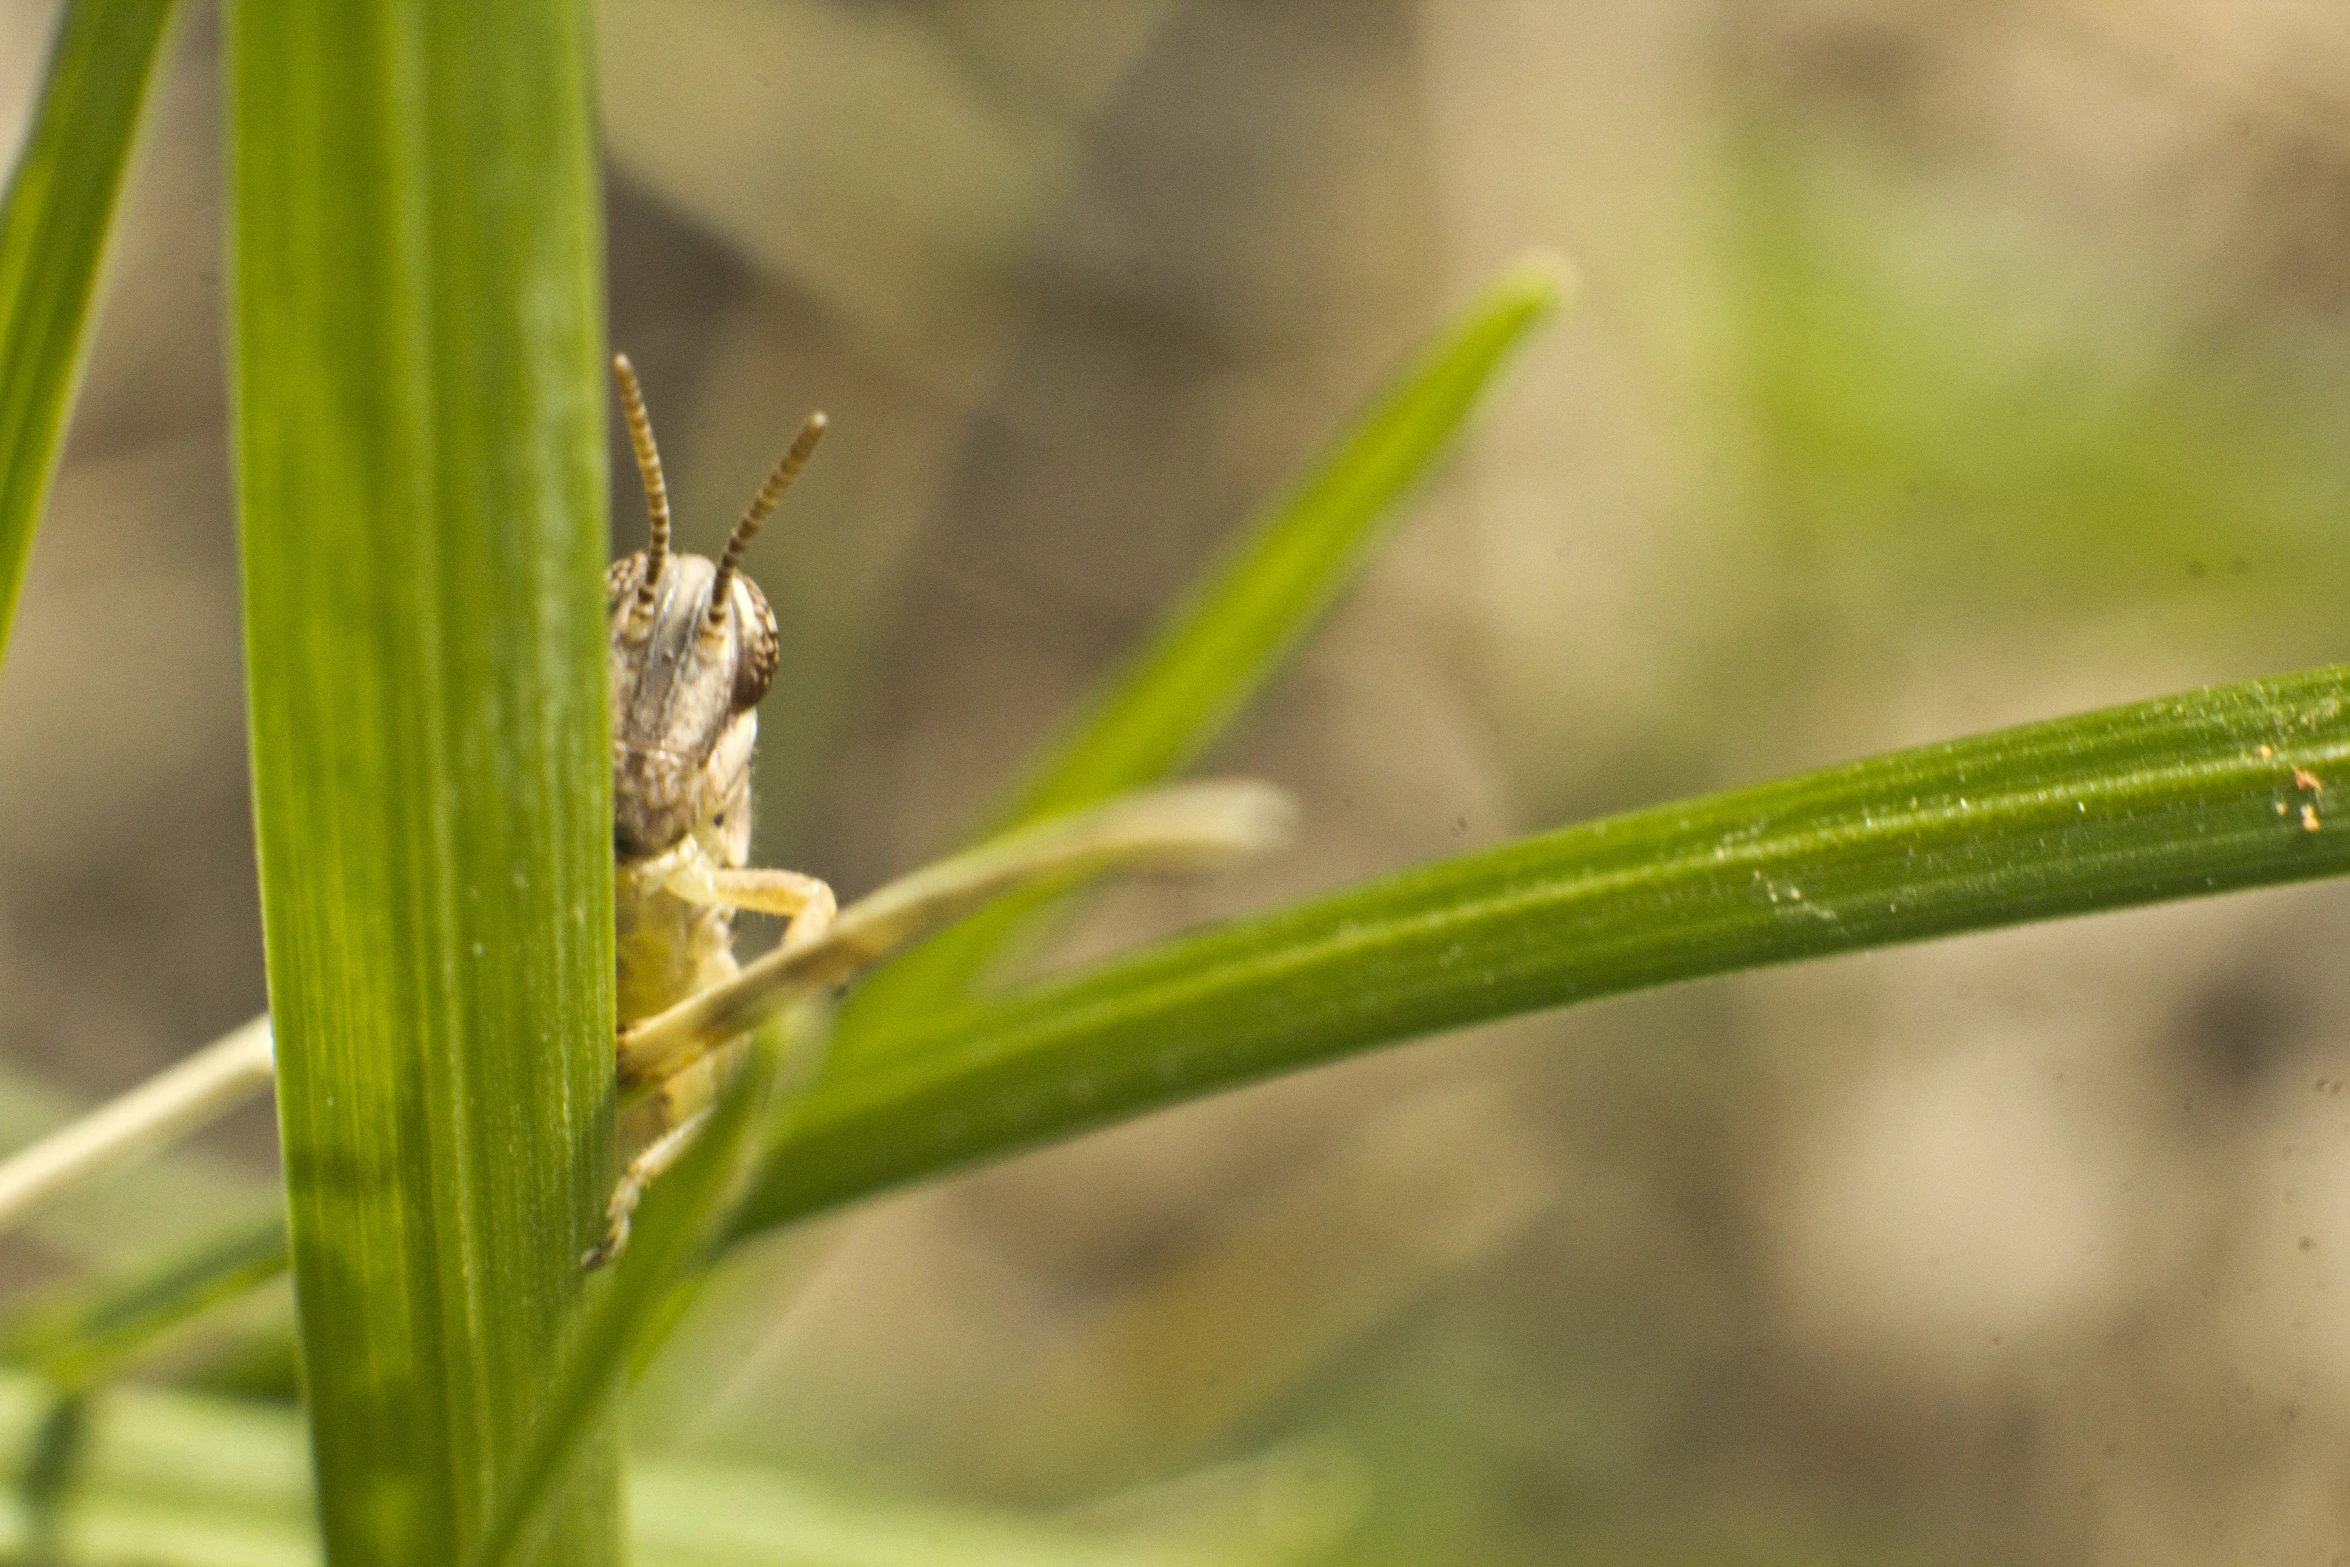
left=838, top=256, right=1570, bottom=1038
left=0, top=0, right=178, bottom=666
left=227, top=3, right=614, bottom=1563
left=730, top=665, right=2350, bottom=1235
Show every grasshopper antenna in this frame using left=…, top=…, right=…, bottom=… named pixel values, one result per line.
left=611, top=353, right=671, bottom=612
left=708, top=410, right=826, bottom=629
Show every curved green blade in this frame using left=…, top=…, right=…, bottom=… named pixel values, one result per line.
left=0, top=0, right=179, bottom=667
left=838, top=255, right=1570, bottom=1038
left=0, top=1362, right=1348, bottom=1565
left=731, top=665, right=2350, bottom=1236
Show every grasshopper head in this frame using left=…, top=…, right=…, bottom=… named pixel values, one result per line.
left=603, top=354, right=820, bottom=861
left=607, top=550, right=779, bottom=859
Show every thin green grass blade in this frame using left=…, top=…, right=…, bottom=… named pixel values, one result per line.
left=839, top=255, right=1570, bottom=1039
left=228, top=3, right=614, bottom=1562
left=0, top=0, right=177, bottom=666
left=0, top=786, right=1290, bottom=1388
left=0, top=1210, right=285, bottom=1390
left=17, top=1391, right=88, bottom=1561
left=730, top=665, right=2350, bottom=1236
left=467, top=1007, right=816, bottom=1567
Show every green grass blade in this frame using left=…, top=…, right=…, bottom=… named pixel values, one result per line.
left=731, top=665, right=2350, bottom=1236
left=0, top=0, right=178, bottom=666
left=228, top=3, right=614, bottom=1563
left=0, top=1210, right=285, bottom=1390
left=984, top=255, right=1569, bottom=816
left=840, top=255, right=1570, bottom=1035
left=17, top=1391, right=88, bottom=1561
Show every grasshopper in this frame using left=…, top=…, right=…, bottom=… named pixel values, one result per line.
left=593, top=355, right=1287, bottom=1261
left=590, top=353, right=839, bottom=1265
left=0, top=356, right=1290, bottom=1266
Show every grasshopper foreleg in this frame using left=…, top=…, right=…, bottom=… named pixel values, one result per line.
left=659, top=853, right=838, bottom=948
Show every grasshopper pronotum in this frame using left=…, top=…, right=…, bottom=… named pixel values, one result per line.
left=0, top=357, right=1289, bottom=1265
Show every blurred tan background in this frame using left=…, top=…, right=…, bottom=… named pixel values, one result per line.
left=5, top=1, right=2350, bottom=1561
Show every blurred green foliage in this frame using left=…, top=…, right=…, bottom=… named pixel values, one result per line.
left=2, top=7, right=2349, bottom=1567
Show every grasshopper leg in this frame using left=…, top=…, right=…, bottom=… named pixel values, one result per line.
left=703, top=868, right=835, bottom=947
left=582, top=1099, right=717, bottom=1269
left=649, top=839, right=837, bottom=948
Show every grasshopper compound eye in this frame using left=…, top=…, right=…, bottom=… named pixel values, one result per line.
left=729, top=576, right=780, bottom=711
left=605, top=553, right=647, bottom=619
